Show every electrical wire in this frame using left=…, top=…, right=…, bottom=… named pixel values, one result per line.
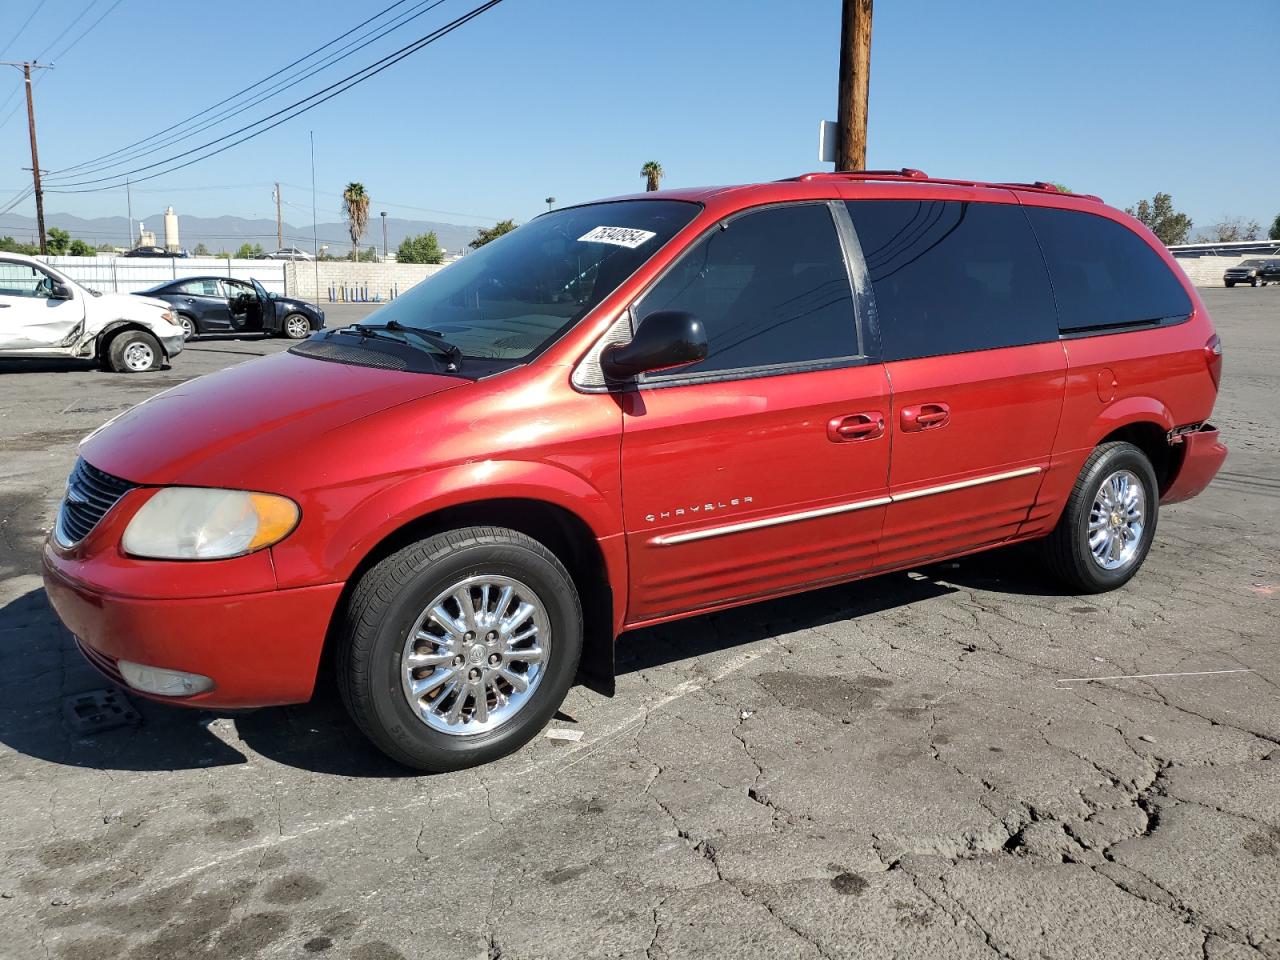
left=47, top=0, right=126, bottom=63
left=48, top=0, right=423, bottom=177
left=0, top=0, right=49, bottom=59
left=46, top=0, right=451, bottom=182
left=44, top=0, right=506, bottom=194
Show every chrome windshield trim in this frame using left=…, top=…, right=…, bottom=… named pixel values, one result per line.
left=649, top=466, right=1042, bottom=546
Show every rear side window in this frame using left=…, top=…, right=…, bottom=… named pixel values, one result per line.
left=1024, top=207, right=1192, bottom=333
left=635, top=203, right=858, bottom=377
left=845, top=199, right=1058, bottom=362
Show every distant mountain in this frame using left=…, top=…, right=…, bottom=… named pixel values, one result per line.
left=0, top=210, right=482, bottom=256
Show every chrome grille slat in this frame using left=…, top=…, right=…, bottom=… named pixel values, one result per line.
left=55, top=458, right=136, bottom=547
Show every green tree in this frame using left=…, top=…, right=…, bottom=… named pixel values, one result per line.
left=1270, top=213, right=1280, bottom=242
left=347, top=246, right=378, bottom=262
left=234, top=242, right=264, bottom=259
left=1124, top=192, right=1193, bottom=246
left=46, top=228, right=71, bottom=255
left=1049, top=183, right=1072, bottom=194
left=67, top=238, right=96, bottom=257
left=641, top=161, right=664, bottom=192
left=342, top=182, right=370, bottom=260
left=396, top=231, right=444, bottom=264
left=469, top=219, right=517, bottom=249
left=0, top=236, right=38, bottom=255
left=193, top=242, right=210, bottom=256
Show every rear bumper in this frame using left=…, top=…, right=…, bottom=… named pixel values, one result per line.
left=1161, top=425, right=1227, bottom=505
left=43, top=547, right=343, bottom=708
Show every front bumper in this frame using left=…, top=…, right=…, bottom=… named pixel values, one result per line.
left=43, top=544, right=343, bottom=708
left=159, top=332, right=185, bottom=358
left=1161, top=424, right=1227, bottom=505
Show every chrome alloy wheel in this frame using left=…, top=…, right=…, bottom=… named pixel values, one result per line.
left=1088, top=469, right=1146, bottom=571
left=122, top=341, right=156, bottom=371
left=285, top=315, right=311, bottom=338
left=400, top=575, right=550, bottom=735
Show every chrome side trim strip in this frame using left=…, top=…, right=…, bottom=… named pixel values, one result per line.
left=650, top=466, right=1042, bottom=546
left=652, top=496, right=892, bottom=546
left=889, top=466, right=1042, bottom=502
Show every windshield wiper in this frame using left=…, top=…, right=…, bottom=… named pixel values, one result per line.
left=347, top=320, right=462, bottom=371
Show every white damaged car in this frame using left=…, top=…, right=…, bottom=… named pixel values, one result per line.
left=0, top=252, right=185, bottom=372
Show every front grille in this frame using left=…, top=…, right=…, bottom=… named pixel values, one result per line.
left=55, top=458, right=137, bottom=546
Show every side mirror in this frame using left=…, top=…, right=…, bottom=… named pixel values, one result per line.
left=51, top=281, right=73, bottom=300
left=601, top=310, right=708, bottom=380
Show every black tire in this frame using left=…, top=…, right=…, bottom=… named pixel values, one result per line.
left=176, top=314, right=198, bottom=340
left=106, top=330, right=163, bottom=373
left=1251, top=277, right=1259, bottom=287
left=1225, top=281, right=1235, bottom=288
left=336, top=526, right=583, bottom=772
left=1041, top=441, right=1159, bottom=593
left=281, top=313, right=312, bottom=339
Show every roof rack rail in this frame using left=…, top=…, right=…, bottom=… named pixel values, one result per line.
left=789, top=170, right=1101, bottom=201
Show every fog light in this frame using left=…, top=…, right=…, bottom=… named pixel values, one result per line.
left=117, top=660, right=213, bottom=697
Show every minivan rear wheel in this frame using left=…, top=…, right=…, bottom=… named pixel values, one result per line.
left=336, top=526, right=583, bottom=771
left=1042, top=441, right=1159, bottom=593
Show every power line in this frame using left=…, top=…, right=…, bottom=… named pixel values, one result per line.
left=47, top=0, right=126, bottom=62
left=0, top=0, right=49, bottom=59
left=35, top=0, right=101, bottom=61
left=48, top=0, right=423, bottom=177
left=47, top=0, right=451, bottom=182
left=44, top=0, right=506, bottom=194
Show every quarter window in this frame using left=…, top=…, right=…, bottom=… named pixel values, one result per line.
left=845, top=199, right=1058, bottom=362
left=1023, top=207, right=1191, bottom=333
left=635, top=203, right=858, bottom=377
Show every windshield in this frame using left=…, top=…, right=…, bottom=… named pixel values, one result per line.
left=358, top=199, right=699, bottom=364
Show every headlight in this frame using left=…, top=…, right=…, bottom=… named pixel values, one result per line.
left=122, top=488, right=299, bottom=560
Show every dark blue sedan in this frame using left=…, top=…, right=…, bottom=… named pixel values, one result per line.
left=134, top=276, right=325, bottom=341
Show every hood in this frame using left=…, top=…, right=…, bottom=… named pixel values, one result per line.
left=275, top=296, right=319, bottom=313
left=80, top=350, right=463, bottom=487
left=104, top=292, right=169, bottom=312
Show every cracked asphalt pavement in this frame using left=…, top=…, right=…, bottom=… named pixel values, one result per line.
left=0, top=292, right=1277, bottom=960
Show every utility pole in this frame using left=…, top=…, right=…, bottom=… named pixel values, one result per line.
left=380, top=211, right=388, bottom=261
left=126, top=178, right=133, bottom=248
left=2, top=60, right=52, bottom=253
left=274, top=183, right=283, bottom=249
left=835, top=0, right=873, bottom=171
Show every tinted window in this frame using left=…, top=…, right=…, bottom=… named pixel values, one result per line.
left=845, top=200, right=1057, bottom=362
left=1024, top=207, right=1191, bottom=333
left=635, top=203, right=857, bottom=376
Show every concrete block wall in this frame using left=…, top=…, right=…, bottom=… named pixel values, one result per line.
left=284, top=261, right=447, bottom=303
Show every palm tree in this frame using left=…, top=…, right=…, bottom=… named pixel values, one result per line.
left=342, top=182, right=370, bottom=260
left=641, top=161, right=664, bottom=192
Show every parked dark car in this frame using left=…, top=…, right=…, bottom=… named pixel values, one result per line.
left=123, top=246, right=187, bottom=259
left=1223, top=258, right=1280, bottom=287
left=134, top=276, right=325, bottom=340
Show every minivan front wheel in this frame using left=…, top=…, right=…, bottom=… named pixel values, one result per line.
left=337, top=526, right=583, bottom=771
left=1042, top=441, right=1159, bottom=593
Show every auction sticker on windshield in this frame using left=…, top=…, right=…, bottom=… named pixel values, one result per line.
left=578, top=226, right=657, bottom=249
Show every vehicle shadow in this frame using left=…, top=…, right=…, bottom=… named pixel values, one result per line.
left=0, top=358, right=98, bottom=374
left=0, top=546, right=1059, bottom=777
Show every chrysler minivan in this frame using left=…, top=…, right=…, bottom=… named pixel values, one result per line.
left=43, top=170, right=1226, bottom=771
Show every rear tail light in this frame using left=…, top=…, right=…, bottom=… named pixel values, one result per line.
left=1204, top=334, right=1223, bottom=389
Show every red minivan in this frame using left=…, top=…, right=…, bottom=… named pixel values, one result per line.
left=43, top=170, right=1227, bottom=771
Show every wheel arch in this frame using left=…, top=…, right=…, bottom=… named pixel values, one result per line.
left=93, top=320, right=172, bottom=360
left=1088, top=398, right=1179, bottom=494
left=309, top=484, right=625, bottom=697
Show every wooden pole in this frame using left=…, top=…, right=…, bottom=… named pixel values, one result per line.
left=836, top=0, right=873, bottom=171
left=275, top=183, right=283, bottom=249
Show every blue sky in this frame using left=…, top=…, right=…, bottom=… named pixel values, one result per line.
left=0, top=0, right=1276, bottom=235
